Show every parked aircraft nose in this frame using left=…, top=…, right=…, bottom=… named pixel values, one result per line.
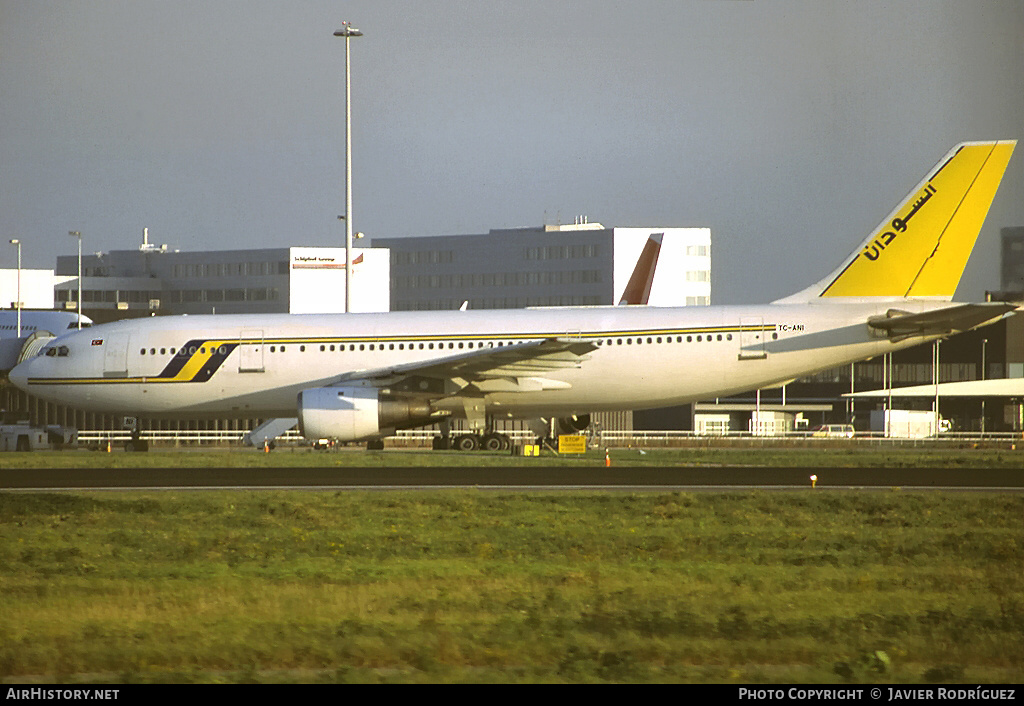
left=8, top=358, right=31, bottom=392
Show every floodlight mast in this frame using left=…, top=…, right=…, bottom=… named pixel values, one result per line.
left=69, top=231, right=82, bottom=329
left=8, top=238, right=21, bottom=337
left=333, top=22, right=362, bottom=313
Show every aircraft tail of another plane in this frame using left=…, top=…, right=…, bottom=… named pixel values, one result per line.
left=619, top=232, right=664, bottom=305
left=777, top=140, right=1016, bottom=303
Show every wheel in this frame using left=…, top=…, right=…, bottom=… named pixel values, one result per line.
left=483, top=432, right=507, bottom=454
left=453, top=434, right=480, bottom=452
left=432, top=436, right=450, bottom=450
left=366, top=439, right=385, bottom=451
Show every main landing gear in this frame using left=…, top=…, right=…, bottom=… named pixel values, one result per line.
left=433, top=432, right=513, bottom=452
left=432, top=419, right=513, bottom=452
left=453, top=432, right=512, bottom=452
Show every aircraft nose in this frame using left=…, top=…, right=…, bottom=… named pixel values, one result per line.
left=8, top=358, right=32, bottom=392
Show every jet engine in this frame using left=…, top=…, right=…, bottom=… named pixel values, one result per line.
left=556, top=414, right=591, bottom=434
left=297, top=386, right=436, bottom=442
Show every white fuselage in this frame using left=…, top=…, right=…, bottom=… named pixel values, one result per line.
left=9, top=300, right=948, bottom=421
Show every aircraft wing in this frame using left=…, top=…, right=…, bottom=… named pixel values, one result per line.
left=867, top=302, right=1018, bottom=340
left=334, top=337, right=598, bottom=394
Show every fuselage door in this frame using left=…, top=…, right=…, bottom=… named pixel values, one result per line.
left=103, top=333, right=131, bottom=377
left=239, top=329, right=265, bottom=373
left=738, top=317, right=768, bottom=360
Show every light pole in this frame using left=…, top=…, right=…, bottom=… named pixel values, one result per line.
left=981, top=338, right=988, bottom=436
left=334, top=21, right=362, bottom=313
left=69, top=231, right=82, bottom=329
left=8, top=239, right=21, bottom=337
left=933, top=340, right=941, bottom=436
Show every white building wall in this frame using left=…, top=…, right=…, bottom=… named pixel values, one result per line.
left=1, top=269, right=57, bottom=310
left=611, top=228, right=711, bottom=306
left=288, top=247, right=390, bottom=314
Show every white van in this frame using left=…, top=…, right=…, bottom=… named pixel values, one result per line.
left=811, top=424, right=855, bottom=438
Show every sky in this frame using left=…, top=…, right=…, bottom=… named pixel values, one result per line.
left=1, top=0, right=1022, bottom=305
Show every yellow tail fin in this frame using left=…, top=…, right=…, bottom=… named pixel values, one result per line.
left=781, top=140, right=1015, bottom=301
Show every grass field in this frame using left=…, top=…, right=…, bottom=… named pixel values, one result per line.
left=1, top=443, right=1023, bottom=469
left=1, top=488, right=1021, bottom=683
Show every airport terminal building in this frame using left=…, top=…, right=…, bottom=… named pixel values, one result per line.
left=374, top=221, right=711, bottom=311
left=47, top=221, right=711, bottom=320
left=52, top=243, right=390, bottom=322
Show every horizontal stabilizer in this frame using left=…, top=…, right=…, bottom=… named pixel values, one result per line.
left=867, top=302, right=1018, bottom=340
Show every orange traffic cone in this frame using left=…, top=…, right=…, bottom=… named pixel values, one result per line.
left=605, top=449, right=611, bottom=467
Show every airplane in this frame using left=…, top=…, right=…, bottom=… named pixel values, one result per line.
left=241, top=224, right=669, bottom=449
left=9, top=140, right=1018, bottom=451
left=0, top=310, right=92, bottom=372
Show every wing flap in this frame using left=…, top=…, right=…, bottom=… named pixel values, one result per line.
left=335, top=337, right=597, bottom=390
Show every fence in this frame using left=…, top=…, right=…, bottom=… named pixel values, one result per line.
left=74, top=428, right=1024, bottom=449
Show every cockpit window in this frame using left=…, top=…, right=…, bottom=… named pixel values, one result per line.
left=41, top=344, right=70, bottom=358
left=65, top=322, right=91, bottom=329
